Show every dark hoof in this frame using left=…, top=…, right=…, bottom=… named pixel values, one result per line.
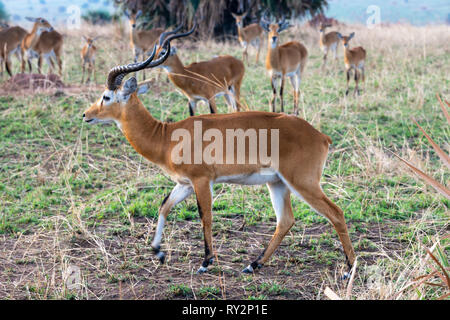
left=342, top=271, right=351, bottom=280
left=152, top=246, right=165, bottom=264
left=156, top=251, right=165, bottom=264
left=242, top=265, right=254, bottom=274
left=197, top=266, right=208, bottom=274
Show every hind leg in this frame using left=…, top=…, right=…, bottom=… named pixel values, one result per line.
left=5, top=57, right=12, bottom=77
left=289, top=72, right=300, bottom=116
left=255, top=38, right=261, bottom=64
left=243, top=181, right=294, bottom=273
left=193, top=178, right=215, bottom=273
left=224, top=92, right=237, bottom=112
left=291, top=184, right=355, bottom=268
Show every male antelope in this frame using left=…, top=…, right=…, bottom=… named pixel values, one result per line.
left=83, top=30, right=356, bottom=276
left=319, top=23, right=340, bottom=68
left=231, top=11, right=264, bottom=65
left=81, top=36, right=99, bottom=83
left=156, top=24, right=245, bottom=116
left=337, top=32, right=366, bottom=96
left=0, top=25, right=27, bottom=76
left=261, top=16, right=308, bottom=115
left=21, top=17, right=53, bottom=73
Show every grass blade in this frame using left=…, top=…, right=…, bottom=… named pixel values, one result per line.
left=392, top=153, right=450, bottom=200
left=436, top=93, right=450, bottom=125
left=412, top=118, right=450, bottom=170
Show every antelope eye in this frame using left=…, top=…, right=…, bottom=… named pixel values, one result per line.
left=103, top=95, right=110, bottom=101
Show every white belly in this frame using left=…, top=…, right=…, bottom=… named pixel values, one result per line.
left=214, top=169, right=280, bottom=186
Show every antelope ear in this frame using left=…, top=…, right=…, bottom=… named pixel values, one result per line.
left=337, top=32, right=343, bottom=39
left=231, top=13, right=237, bottom=19
left=25, top=17, right=36, bottom=22
left=124, top=10, right=130, bottom=19
left=137, top=84, right=149, bottom=95
left=82, top=35, right=87, bottom=42
left=122, top=77, right=138, bottom=97
left=349, top=32, right=355, bottom=39
left=136, top=10, right=143, bottom=19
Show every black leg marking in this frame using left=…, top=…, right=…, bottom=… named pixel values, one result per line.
left=189, top=102, right=194, bottom=116
left=161, top=193, right=170, bottom=207
left=341, top=254, right=353, bottom=280
left=197, top=199, right=203, bottom=218
left=152, top=245, right=165, bottom=264
left=279, top=77, right=285, bottom=113
left=242, top=249, right=265, bottom=273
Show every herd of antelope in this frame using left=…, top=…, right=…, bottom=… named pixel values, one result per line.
left=2, top=9, right=368, bottom=277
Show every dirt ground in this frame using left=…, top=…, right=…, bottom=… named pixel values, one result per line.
left=0, top=214, right=406, bottom=300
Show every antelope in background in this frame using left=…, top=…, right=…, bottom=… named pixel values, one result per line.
left=33, top=28, right=64, bottom=76
left=21, top=17, right=53, bottom=73
left=261, top=15, right=308, bottom=115
left=81, top=36, right=99, bottom=83
left=319, top=22, right=340, bottom=68
left=231, top=11, right=264, bottom=65
left=155, top=24, right=245, bottom=116
left=125, top=9, right=164, bottom=80
left=0, top=25, right=27, bottom=77
left=82, top=30, right=356, bottom=276
left=337, top=32, right=366, bottom=96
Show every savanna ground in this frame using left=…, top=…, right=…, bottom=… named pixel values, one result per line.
left=0, top=22, right=449, bottom=300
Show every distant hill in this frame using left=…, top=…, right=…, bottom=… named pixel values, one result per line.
left=325, top=0, right=449, bottom=25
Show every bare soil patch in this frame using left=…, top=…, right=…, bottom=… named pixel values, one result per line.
left=0, top=216, right=407, bottom=300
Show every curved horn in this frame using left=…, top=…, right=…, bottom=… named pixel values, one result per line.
left=158, top=22, right=184, bottom=46
left=107, top=44, right=158, bottom=90
left=147, top=41, right=172, bottom=68
left=159, top=22, right=197, bottom=49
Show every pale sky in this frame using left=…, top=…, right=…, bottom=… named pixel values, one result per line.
left=2, top=0, right=449, bottom=27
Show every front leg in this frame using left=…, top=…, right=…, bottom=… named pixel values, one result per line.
left=151, top=183, right=193, bottom=263
left=322, top=48, right=328, bottom=69
left=208, top=98, right=218, bottom=114
left=81, top=62, right=85, bottom=83
left=270, top=75, right=278, bottom=112
left=188, top=100, right=196, bottom=116
left=193, top=179, right=214, bottom=274
left=279, top=76, right=285, bottom=113
left=345, top=67, right=351, bottom=96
